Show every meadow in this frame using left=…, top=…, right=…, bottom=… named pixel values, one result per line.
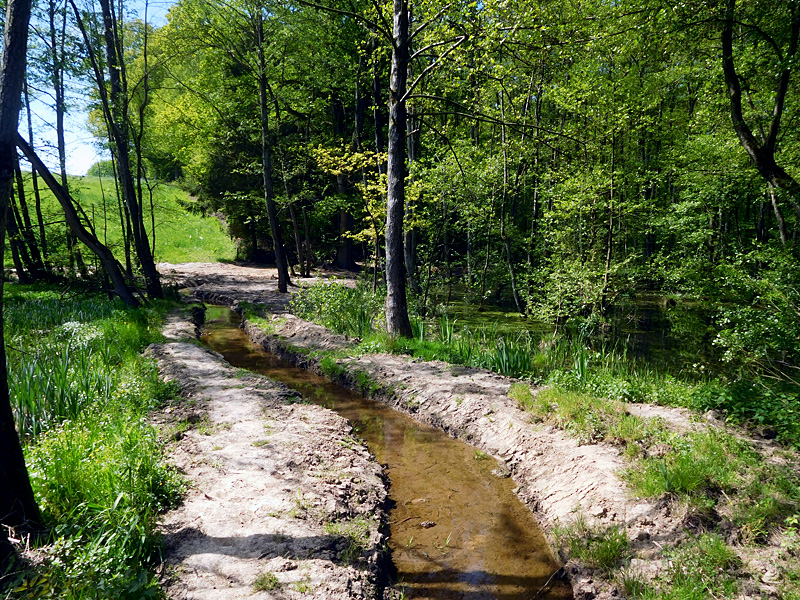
left=11, top=173, right=236, bottom=268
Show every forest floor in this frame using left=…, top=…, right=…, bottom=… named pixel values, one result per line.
left=157, top=262, right=798, bottom=600
left=150, top=303, right=390, bottom=599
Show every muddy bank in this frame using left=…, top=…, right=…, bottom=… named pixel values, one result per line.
left=244, top=316, right=677, bottom=599
left=150, top=311, right=390, bottom=599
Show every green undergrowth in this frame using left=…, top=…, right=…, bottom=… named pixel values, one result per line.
left=289, top=280, right=800, bottom=449
left=2, top=284, right=185, bottom=599
left=517, top=382, right=800, bottom=596
left=284, top=282, right=800, bottom=596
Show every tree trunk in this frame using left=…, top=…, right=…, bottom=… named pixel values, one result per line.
left=384, top=0, right=413, bottom=338
left=17, top=135, right=141, bottom=307
left=23, top=79, right=47, bottom=260
left=289, top=203, right=306, bottom=277
left=71, top=0, right=162, bottom=297
left=0, top=0, right=43, bottom=561
left=7, top=196, right=30, bottom=283
left=722, top=0, right=800, bottom=211
left=302, top=204, right=312, bottom=277
left=14, top=159, right=44, bottom=277
left=256, top=16, right=290, bottom=293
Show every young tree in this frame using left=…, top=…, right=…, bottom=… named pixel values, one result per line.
left=70, top=0, right=164, bottom=298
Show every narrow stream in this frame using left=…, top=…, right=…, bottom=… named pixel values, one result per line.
left=201, top=306, right=571, bottom=600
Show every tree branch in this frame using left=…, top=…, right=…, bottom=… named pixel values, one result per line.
left=401, top=35, right=466, bottom=103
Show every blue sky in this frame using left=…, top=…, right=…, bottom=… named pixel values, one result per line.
left=27, top=0, right=173, bottom=176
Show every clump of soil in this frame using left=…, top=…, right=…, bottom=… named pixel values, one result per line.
left=150, top=311, right=389, bottom=599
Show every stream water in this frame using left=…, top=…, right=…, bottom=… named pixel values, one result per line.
left=201, top=306, right=572, bottom=600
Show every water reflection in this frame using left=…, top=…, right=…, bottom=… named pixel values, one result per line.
left=201, top=307, right=571, bottom=600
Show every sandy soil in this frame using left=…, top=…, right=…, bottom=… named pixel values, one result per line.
left=150, top=305, right=390, bottom=600
left=158, top=263, right=356, bottom=313
left=159, top=262, right=796, bottom=600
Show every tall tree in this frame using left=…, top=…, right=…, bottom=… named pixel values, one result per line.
left=721, top=0, right=800, bottom=217
left=0, top=0, right=43, bottom=567
left=70, top=0, right=164, bottom=298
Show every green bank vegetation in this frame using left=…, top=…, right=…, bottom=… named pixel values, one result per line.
left=2, top=285, right=184, bottom=599
left=280, top=280, right=800, bottom=598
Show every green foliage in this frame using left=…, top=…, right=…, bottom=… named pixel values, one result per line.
left=689, top=380, right=800, bottom=447
left=290, top=280, right=383, bottom=338
left=253, top=572, right=280, bottom=591
left=4, top=286, right=184, bottom=599
left=5, top=288, right=172, bottom=439
left=634, top=534, right=741, bottom=600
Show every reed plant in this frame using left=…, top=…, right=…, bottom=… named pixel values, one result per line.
left=3, top=284, right=183, bottom=599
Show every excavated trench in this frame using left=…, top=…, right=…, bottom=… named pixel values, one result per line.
left=201, top=306, right=572, bottom=600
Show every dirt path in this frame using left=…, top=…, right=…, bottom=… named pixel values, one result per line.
left=158, top=263, right=356, bottom=313
left=151, top=307, right=389, bottom=599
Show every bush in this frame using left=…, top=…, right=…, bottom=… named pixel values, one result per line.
left=290, top=280, right=383, bottom=338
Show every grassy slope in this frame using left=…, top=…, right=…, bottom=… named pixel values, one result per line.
left=12, top=173, right=235, bottom=265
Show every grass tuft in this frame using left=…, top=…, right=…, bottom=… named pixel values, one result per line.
left=253, top=571, right=280, bottom=591
left=552, top=516, right=631, bottom=575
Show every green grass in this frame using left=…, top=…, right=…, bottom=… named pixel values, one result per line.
left=552, top=517, right=631, bottom=575
left=3, top=284, right=185, bottom=599
left=623, top=533, right=742, bottom=599
left=253, top=571, right=280, bottom=591
left=10, top=172, right=236, bottom=269
left=323, top=516, right=373, bottom=564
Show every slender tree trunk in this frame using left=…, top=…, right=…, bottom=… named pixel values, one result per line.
left=768, top=184, right=788, bottom=246
left=256, top=16, right=290, bottom=292
left=289, top=203, right=306, bottom=277
left=601, top=137, right=616, bottom=312
left=0, top=0, right=43, bottom=564
left=372, top=35, right=386, bottom=160
left=14, top=159, right=44, bottom=276
left=18, top=135, right=140, bottom=307
left=499, top=94, right=523, bottom=314
left=7, top=195, right=30, bottom=283
left=385, top=0, right=412, bottom=337
left=302, top=205, right=311, bottom=277
left=23, top=79, right=47, bottom=259
left=404, top=106, right=420, bottom=294
left=71, top=0, right=162, bottom=297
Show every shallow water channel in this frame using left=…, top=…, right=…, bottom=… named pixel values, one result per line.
left=201, top=306, right=571, bottom=600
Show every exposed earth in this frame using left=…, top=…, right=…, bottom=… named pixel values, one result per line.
left=151, top=306, right=389, bottom=599
left=156, top=262, right=798, bottom=600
